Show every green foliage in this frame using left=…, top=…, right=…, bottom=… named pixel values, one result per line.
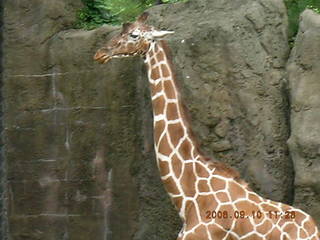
left=77, top=0, right=320, bottom=36
left=285, top=0, right=320, bottom=43
left=162, top=0, right=184, bottom=3
left=307, top=5, right=320, bottom=14
left=75, top=0, right=187, bottom=30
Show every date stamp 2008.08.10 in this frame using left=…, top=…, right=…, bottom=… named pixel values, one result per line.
left=205, top=210, right=297, bottom=220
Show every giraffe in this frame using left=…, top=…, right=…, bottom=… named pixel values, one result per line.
left=94, top=12, right=320, bottom=240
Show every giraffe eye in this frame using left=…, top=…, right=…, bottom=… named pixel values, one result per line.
left=130, top=33, right=139, bottom=39
left=130, top=30, right=140, bottom=39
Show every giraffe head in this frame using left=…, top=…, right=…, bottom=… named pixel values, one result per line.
left=94, top=12, right=174, bottom=64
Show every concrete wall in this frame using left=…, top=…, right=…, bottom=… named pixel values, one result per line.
left=0, top=0, right=5, bottom=238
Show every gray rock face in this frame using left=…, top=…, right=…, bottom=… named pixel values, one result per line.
left=287, top=9, right=320, bottom=222
left=3, top=0, right=83, bottom=75
left=47, top=27, right=181, bottom=240
left=3, top=0, right=179, bottom=238
left=0, top=0, right=4, bottom=238
left=3, top=1, right=124, bottom=240
left=147, top=0, right=292, bottom=203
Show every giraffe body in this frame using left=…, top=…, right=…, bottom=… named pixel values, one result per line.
left=94, top=12, right=320, bottom=240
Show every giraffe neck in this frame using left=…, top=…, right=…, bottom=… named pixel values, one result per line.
left=144, top=40, right=201, bottom=215
left=145, top=40, right=200, bottom=165
left=143, top=43, right=319, bottom=240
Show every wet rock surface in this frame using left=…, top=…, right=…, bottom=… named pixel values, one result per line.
left=2, top=0, right=320, bottom=239
left=3, top=0, right=179, bottom=238
left=287, top=9, right=320, bottom=223
left=147, top=0, right=292, bottom=203
left=3, top=1, right=122, bottom=239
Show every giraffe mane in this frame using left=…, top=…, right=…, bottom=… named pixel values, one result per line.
left=159, top=40, right=245, bottom=184
left=158, top=41, right=202, bottom=152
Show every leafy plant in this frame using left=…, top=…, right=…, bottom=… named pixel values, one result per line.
left=284, top=0, right=320, bottom=44
left=306, top=5, right=320, bottom=14
left=75, top=1, right=115, bottom=29
left=75, top=0, right=187, bottom=30
left=161, top=0, right=185, bottom=3
left=97, top=0, right=151, bottom=23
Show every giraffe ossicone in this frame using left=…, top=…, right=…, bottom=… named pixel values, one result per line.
left=94, top=12, right=319, bottom=240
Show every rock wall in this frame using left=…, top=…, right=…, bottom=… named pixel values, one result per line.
left=3, top=0, right=179, bottom=239
left=147, top=0, right=292, bottom=204
left=3, top=1, right=122, bottom=239
left=287, top=9, right=320, bottom=222
left=0, top=0, right=4, bottom=239
left=2, top=0, right=320, bottom=240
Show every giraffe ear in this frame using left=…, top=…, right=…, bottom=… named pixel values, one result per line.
left=137, top=12, right=149, bottom=23
left=151, top=30, right=175, bottom=38
left=121, top=22, right=131, bottom=33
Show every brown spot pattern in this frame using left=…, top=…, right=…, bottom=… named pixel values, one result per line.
left=234, top=201, right=261, bottom=220
left=163, top=176, right=180, bottom=195
left=234, top=218, right=255, bottom=236
left=260, top=203, right=279, bottom=213
left=166, top=103, right=179, bottom=120
left=156, top=51, right=165, bottom=62
left=208, top=224, right=227, bottom=239
left=248, top=193, right=262, bottom=203
left=184, top=232, right=196, bottom=240
left=215, top=205, right=234, bottom=229
left=158, top=159, right=169, bottom=176
left=151, top=66, right=160, bottom=80
left=193, top=225, right=208, bottom=239
left=253, top=213, right=265, bottom=225
left=161, top=64, right=170, bottom=78
left=167, top=122, right=184, bottom=146
left=196, top=194, right=218, bottom=222
left=216, top=192, right=230, bottom=203
left=294, top=211, right=307, bottom=225
left=157, top=135, right=171, bottom=156
left=179, top=139, right=192, bottom=160
left=154, top=120, right=165, bottom=143
left=210, top=177, right=226, bottom=191
left=163, top=80, right=176, bottom=99
left=150, top=81, right=162, bottom=96
left=172, top=196, right=183, bottom=210
left=299, top=228, right=308, bottom=238
left=267, top=227, right=281, bottom=239
left=256, top=219, right=272, bottom=234
left=180, top=163, right=196, bottom=197
left=172, top=154, right=182, bottom=178
left=152, top=96, right=165, bottom=115
left=195, top=162, right=210, bottom=178
left=304, top=220, right=316, bottom=235
left=185, top=200, right=199, bottom=231
left=197, top=180, right=210, bottom=193
left=150, top=57, right=156, bottom=66
left=229, top=181, right=246, bottom=201
left=283, top=223, right=298, bottom=239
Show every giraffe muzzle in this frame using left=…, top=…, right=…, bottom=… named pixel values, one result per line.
left=93, top=51, right=111, bottom=64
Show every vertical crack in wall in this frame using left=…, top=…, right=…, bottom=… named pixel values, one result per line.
left=0, top=0, right=7, bottom=238
left=283, top=63, right=295, bottom=205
